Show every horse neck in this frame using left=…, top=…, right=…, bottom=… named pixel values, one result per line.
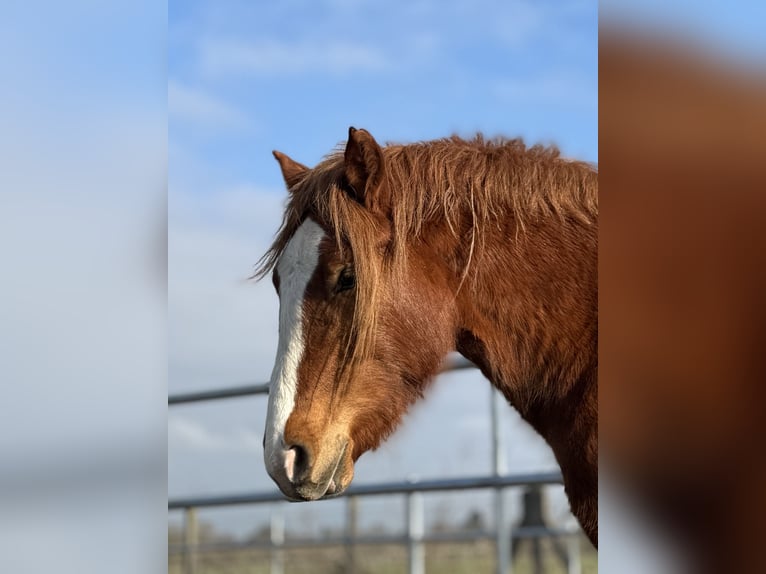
left=446, top=212, right=598, bottom=535
left=450, top=212, right=598, bottom=417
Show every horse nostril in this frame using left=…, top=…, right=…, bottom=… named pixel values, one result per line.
left=285, top=444, right=309, bottom=483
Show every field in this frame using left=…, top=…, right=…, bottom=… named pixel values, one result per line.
left=168, top=536, right=597, bottom=574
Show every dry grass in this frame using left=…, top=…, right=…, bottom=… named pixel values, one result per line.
left=168, top=536, right=597, bottom=574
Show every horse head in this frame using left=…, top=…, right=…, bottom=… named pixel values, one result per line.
left=259, top=128, right=457, bottom=500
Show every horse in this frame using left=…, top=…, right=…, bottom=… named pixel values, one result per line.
left=256, top=127, right=598, bottom=546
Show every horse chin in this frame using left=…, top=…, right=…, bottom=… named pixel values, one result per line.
left=290, top=469, right=351, bottom=501
left=318, top=452, right=354, bottom=499
left=322, top=464, right=353, bottom=498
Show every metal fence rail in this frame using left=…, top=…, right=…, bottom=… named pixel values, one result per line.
left=169, top=476, right=580, bottom=574
left=168, top=471, right=562, bottom=510
left=168, top=356, right=583, bottom=574
left=168, top=356, right=475, bottom=405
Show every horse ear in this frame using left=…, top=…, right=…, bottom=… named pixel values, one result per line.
left=272, top=150, right=309, bottom=190
left=343, top=127, right=389, bottom=215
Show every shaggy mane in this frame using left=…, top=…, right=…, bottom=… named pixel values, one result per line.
left=385, top=134, right=597, bottom=238
left=256, top=134, right=598, bottom=367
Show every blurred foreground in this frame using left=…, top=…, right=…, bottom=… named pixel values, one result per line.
left=599, top=22, right=766, bottom=574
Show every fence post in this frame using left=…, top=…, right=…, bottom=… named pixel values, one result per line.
left=491, top=387, right=511, bottom=574
left=345, top=496, right=358, bottom=574
left=183, top=507, right=198, bottom=574
left=495, top=488, right=511, bottom=574
left=270, top=506, right=285, bottom=574
left=567, top=533, right=581, bottom=574
left=406, top=492, right=425, bottom=574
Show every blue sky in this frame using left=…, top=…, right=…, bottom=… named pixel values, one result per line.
left=169, top=0, right=597, bottom=197
left=168, top=0, right=597, bottom=539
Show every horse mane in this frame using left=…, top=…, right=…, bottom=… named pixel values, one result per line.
left=384, top=134, right=597, bottom=237
left=256, top=134, right=598, bottom=368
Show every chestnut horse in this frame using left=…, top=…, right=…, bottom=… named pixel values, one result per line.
left=257, top=128, right=598, bottom=546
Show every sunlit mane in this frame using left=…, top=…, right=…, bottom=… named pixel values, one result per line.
left=384, top=134, right=597, bottom=237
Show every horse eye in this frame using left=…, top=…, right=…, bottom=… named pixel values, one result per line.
left=336, top=269, right=355, bottom=293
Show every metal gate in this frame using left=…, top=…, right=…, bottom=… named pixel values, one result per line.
left=168, top=357, right=583, bottom=574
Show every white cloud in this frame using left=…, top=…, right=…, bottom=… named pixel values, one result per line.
left=169, top=414, right=262, bottom=453
left=168, top=183, right=285, bottom=391
left=168, top=79, right=247, bottom=127
left=199, top=38, right=389, bottom=77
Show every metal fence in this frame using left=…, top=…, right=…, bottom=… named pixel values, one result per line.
left=168, top=357, right=583, bottom=574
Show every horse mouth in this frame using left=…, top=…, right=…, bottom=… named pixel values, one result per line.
left=322, top=461, right=350, bottom=498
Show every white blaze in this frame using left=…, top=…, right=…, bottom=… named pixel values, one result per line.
left=263, top=219, right=325, bottom=484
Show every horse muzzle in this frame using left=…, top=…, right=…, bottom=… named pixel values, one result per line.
left=266, top=435, right=354, bottom=501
